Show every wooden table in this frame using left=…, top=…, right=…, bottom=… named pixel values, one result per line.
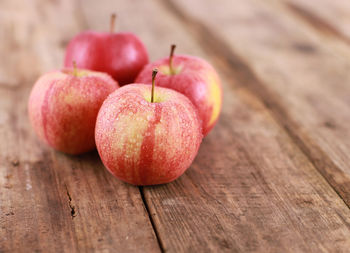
left=1, top=0, right=350, bottom=252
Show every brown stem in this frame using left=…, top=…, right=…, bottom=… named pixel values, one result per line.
left=73, top=61, right=78, bottom=76
left=169, top=44, right=176, bottom=74
left=110, top=13, right=117, bottom=33
left=151, top=69, right=158, bottom=103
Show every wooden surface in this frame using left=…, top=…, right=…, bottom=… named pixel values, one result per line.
left=1, top=0, right=350, bottom=252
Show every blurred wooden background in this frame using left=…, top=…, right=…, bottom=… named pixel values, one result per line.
left=1, top=0, right=350, bottom=252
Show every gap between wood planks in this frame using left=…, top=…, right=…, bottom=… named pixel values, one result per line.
left=158, top=0, right=350, bottom=210
left=139, top=187, right=165, bottom=252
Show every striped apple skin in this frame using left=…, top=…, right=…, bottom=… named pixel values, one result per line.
left=135, top=55, right=222, bottom=136
left=28, top=69, right=119, bottom=154
left=95, top=84, right=203, bottom=185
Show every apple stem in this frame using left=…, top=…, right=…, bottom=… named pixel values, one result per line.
left=169, top=44, right=176, bottom=75
left=151, top=69, right=158, bottom=103
left=110, top=13, right=117, bottom=33
left=73, top=60, right=78, bottom=77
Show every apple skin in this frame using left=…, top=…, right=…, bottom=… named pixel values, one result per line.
left=95, top=84, right=203, bottom=185
left=64, top=31, right=149, bottom=85
left=135, top=55, right=222, bottom=136
left=28, top=68, right=119, bottom=154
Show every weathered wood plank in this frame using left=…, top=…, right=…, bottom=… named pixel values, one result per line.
left=0, top=0, right=82, bottom=86
left=164, top=0, right=350, bottom=207
left=282, top=0, right=350, bottom=44
left=0, top=0, right=160, bottom=252
left=85, top=0, right=350, bottom=252
left=267, top=0, right=350, bottom=65
left=3, top=0, right=350, bottom=252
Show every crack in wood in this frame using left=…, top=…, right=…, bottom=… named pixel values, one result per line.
left=65, top=184, right=77, bottom=219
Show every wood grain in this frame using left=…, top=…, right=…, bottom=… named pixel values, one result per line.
left=1, top=0, right=350, bottom=252
left=0, top=0, right=160, bottom=252
left=269, top=0, right=350, bottom=65
left=164, top=0, right=350, bottom=207
left=283, top=0, right=350, bottom=43
left=81, top=0, right=350, bottom=252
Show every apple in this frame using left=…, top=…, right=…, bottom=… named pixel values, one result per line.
left=64, top=14, right=149, bottom=85
left=28, top=64, right=119, bottom=154
left=95, top=69, right=202, bottom=185
left=135, top=45, right=222, bottom=136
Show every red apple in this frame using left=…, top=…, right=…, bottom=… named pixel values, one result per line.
left=28, top=66, right=119, bottom=154
left=135, top=45, right=222, bottom=136
left=95, top=70, right=202, bottom=185
left=64, top=14, right=149, bottom=85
